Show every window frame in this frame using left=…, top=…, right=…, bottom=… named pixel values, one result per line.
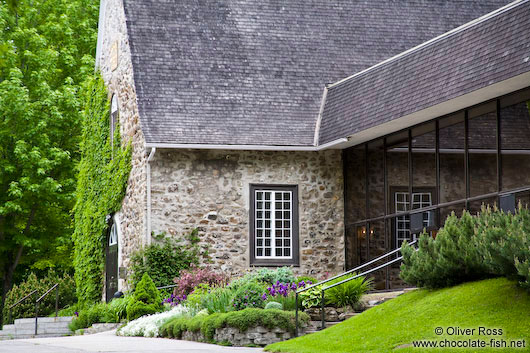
left=110, top=94, right=119, bottom=147
left=389, top=186, right=436, bottom=249
left=249, top=184, right=299, bottom=266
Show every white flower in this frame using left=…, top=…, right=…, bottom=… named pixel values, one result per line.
left=117, top=304, right=193, bottom=337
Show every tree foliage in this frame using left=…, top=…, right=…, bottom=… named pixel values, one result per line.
left=73, top=74, right=131, bottom=304
left=0, top=0, right=99, bottom=323
left=129, top=230, right=203, bottom=294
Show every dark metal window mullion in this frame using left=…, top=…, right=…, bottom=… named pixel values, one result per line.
left=383, top=137, right=389, bottom=289
left=464, top=110, right=470, bottom=210
left=435, top=119, right=441, bottom=228
left=408, top=129, right=413, bottom=233
left=365, top=143, right=370, bottom=263
left=496, top=99, right=502, bottom=193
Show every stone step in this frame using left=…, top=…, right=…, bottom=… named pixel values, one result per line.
left=14, top=316, right=73, bottom=324
left=13, top=321, right=71, bottom=329
left=0, top=324, right=15, bottom=332
left=8, top=327, right=72, bottom=335
left=308, top=321, right=342, bottom=329
left=0, top=316, right=73, bottom=340
left=0, top=333, right=68, bottom=340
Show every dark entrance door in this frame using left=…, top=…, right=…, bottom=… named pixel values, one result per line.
left=105, top=220, right=119, bottom=302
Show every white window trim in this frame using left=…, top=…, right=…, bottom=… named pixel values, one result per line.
left=254, top=190, right=293, bottom=260
left=395, top=191, right=432, bottom=247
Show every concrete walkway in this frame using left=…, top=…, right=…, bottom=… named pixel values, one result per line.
left=0, top=329, right=265, bottom=353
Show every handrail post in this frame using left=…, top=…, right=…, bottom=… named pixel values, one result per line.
left=295, top=292, right=299, bottom=337
left=35, top=301, right=39, bottom=335
left=55, top=285, right=59, bottom=318
left=321, top=290, right=325, bottom=330
left=8, top=308, right=12, bottom=325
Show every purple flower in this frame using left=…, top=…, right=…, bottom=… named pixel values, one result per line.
left=261, top=294, right=267, bottom=300
left=74, top=311, right=79, bottom=317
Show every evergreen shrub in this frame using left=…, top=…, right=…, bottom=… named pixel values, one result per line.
left=401, top=205, right=530, bottom=290
left=126, top=273, right=162, bottom=321
left=3, top=271, right=76, bottom=324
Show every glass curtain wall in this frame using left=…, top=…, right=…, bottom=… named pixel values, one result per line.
left=500, top=89, right=530, bottom=206
left=439, top=112, right=466, bottom=223
left=343, top=87, right=530, bottom=288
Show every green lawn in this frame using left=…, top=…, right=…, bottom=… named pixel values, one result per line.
left=266, top=278, right=530, bottom=353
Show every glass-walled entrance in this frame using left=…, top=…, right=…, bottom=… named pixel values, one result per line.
left=344, top=87, right=530, bottom=290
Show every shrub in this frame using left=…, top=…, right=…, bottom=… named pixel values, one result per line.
left=231, top=281, right=267, bottom=311
left=54, top=302, right=84, bottom=318
left=129, top=231, right=202, bottom=292
left=185, top=284, right=210, bottom=309
left=118, top=304, right=194, bottom=337
left=250, top=267, right=295, bottom=285
left=127, top=273, right=162, bottom=321
left=296, top=276, right=318, bottom=285
left=232, top=267, right=296, bottom=288
left=172, top=265, right=228, bottom=298
left=202, top=286, right=234, bottom=314
left=400, top=210, right=491, bottom=289
left=161, top=308, right=310, bottom=341
left=69, top=302, right=120, bottom=331
left=264, top=302, right=283, bottom=310
left=325, top=274, right=373, bottom=309
left=400, top=206, right=530, bottom=290
left=299, top=285, right=324, bottom=309
left=108, top=295, right=133, bottom=322
left=3, top=271, right=76, bottom=324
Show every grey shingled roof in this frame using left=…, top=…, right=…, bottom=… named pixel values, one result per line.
left=122, top=0, right=512, bottom=146
left=319, top=0, right=530, bottom=145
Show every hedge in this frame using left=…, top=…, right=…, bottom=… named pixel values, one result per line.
left=160, top=308, right=310, bottom=342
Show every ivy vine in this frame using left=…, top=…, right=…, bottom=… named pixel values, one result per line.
left=72, top=73, right=131, bottom=303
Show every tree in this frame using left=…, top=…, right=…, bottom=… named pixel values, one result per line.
left=0, top=0, right=99, bottom=325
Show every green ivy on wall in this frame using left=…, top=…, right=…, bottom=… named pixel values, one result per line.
left=72, top=74, right=131, bottom=304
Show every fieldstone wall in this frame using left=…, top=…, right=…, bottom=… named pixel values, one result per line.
left=181, top=325, right=303, bottom=346
left=150, top=149, right=345, bottom=277
left=97, top=0, right=147, bottom=291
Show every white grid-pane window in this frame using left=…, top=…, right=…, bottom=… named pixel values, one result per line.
left=255, top=190, right=292, bottom=259
left=395, top=192, right=432, bottom=247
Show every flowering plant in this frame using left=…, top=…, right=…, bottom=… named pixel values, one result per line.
left=118, top=304, right=196, bottom=337
left=261, top=280, right=311, bottom=311
left=231, top=281, right=267, bottom=311
left=172, top=265, right=228, bottom=297
left=265, top=280, right=311, bottom=298
left=162, top=293, right=187, bottom=307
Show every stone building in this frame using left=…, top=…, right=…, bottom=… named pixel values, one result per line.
left=95, top=0, right=529, bottom=299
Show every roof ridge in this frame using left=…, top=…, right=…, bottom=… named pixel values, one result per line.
left=326, top=0, right=528, bottom=90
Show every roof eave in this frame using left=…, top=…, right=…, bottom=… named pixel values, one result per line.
left=334, top=71, right=530, bottom=149
left=144, top=138, right=349, bottom=152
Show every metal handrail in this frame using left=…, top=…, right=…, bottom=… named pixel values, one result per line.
left=294, top=242, right=418, bottom=336
left=36, top=283, right=58, bottom=303
left=156, top=284, right=178, bottom=290
left=35, top=283, right=59, bottom=335
left=346, top=185, right=530, bottom=227
left=296, top=239, right=417, bottom=295
left=7, top=290, right=38, bottom=324
left=9, top=290, right=37, bottom=310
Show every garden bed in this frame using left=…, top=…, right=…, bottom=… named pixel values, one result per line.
left=160, top=308, right=310, bottom=346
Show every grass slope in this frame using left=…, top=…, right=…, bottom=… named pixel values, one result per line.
left=266, top=278, right=530, bottom=353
